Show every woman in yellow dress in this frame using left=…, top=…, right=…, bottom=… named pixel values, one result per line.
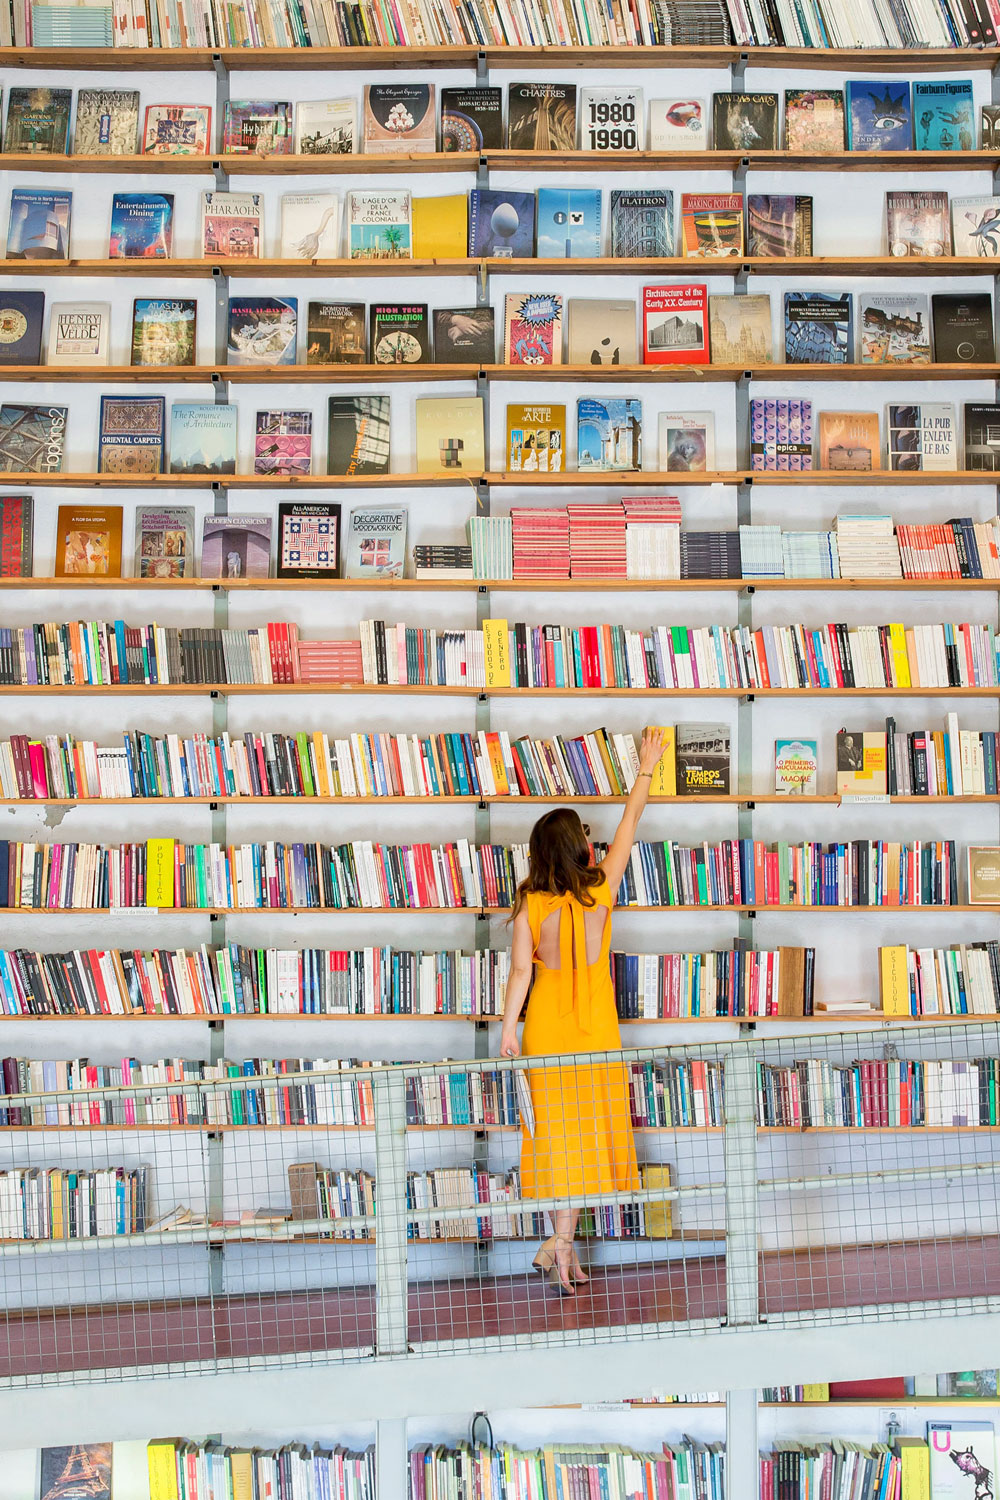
left=499, top=727, right=670, bottom=1294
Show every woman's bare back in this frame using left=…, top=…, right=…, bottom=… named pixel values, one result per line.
left=535, top=904, right=609, bottom=969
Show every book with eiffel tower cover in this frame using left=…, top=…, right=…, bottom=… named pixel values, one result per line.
left=41, top=1446, right=112, bottom=1500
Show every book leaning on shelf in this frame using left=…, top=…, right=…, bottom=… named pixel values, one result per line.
left=0, top=836, right=964, bottom=911
left=0, top=942, right=814, bottom=1019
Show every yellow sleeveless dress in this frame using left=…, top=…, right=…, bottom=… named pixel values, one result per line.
left=519, top=874, right=640, bottom=1199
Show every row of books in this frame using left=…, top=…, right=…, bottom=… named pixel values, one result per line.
left=0, top=835, right=968, bottom=910
left=10, top=183, right=999, bottom=267
left=757, top=1055, right=1000, bottom=1128
left=0, top=943, right=816, bottom=1019
left=759, top=1439, right=934, bottom=1500
left=0, top=1164, right=149, bottom=1239
left=410, top=1442, right=723, bottom=1500
left=7, top=83, right=998, bottom=159
left=146, top=1441, right=374, bottom=1500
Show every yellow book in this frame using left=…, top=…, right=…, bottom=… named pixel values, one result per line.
left=145, top=838, right=176, bottom=908
left=801, top=1383, right=829, bottom=1401
left=228, top=1451, right=255, bottom=1500
left=49, top=1168, right=64, bottom=1240
left=146, top=1441, right=180, bottom=1500
left=483, top=619, right=510, bottom=688
left=485, top=735, right=509, bottom=795
left=895, top=1439, right=930, bottom=1500
left=640, top=1162, right=672, bottom=1238
left=879, top=945, right=910, bottom=1015
left=648, top=725, right=676, bottom=797
left=887, top=622, right=911, bottom=687
left=312, top=731, right=331, bottom=797
left=412, top=194, right=468, bottom=258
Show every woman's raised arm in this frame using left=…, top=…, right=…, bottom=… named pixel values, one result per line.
left=598, top=726, right=671, bottom=898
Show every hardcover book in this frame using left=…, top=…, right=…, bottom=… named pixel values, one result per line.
left=306, top=302, right=365, bottom=364
left=535, top=187, right=602, bottom=258
left=964, top=858, right=1000, bottom=908
left=74, top=89, right=139, bottom=154
left=346, top=190, right=411, bottom=259
left=642, top=284, right=708, bottom=365
left=169, top=402, right=237, bottom=474
left=836, top=731, right=887, bottom=795
left=783, top=88, right=844, bottom=152
left=327, top=395, right=390, bottom=476
left=440, top=87, right=503, bottom=151
left=7, top=188, right=71, bottom=259
left=227, top=296, right=298, bottom=365
left=0, top=494, right=32, bottom=576
left=134, top=505, right=195, bottom=578
left=3, top=87, right=71, bottom=153
left=750, top=398, right=812, bottom=471
left=415, top=396, right=485, bottom=473
left=55, top=504, right=122, bottom=576
left=708, top=293, right=772, bottom=363
left=680, top=193, right=743, bottom=257
left=344, top=505, right=406, bottom=579
left=201, top=190, right=261, bottom=258
left=609, top=189, right=673, bottom=257
left=774, top=739, right=818, bottom=795
left=746, top=195, right=813, bottom=256
left=712, top=92, right=777, bottom=149
left=783, top=291, right=853, bottom=364
left=504, top=292, right=563, bottom=365
left=0, top=403, right=67, bottom=472
left=40, top=1447, right=110, bottom=1500
left=369, top=303, right=430, bottom=364
left=507, top=83, right=577, bottom=151
left=255, top=410, right=312, bottom=477
left=577, top=397, right=642, bottom=471
left=294, top=98, right=356, bottom=154
left=984, top=104, right=1000, bottom=149
left=201, top=515, right=272, bottom=578
left=363, top=84, right=435, bottom=153
left=859, top=293, right=931, bottom=364
left=433, top=307, right=495, bottom=363
left=579, top=88, right=642, bottom=150
left=660, top=412, right=715, bottom=471
left=913, top=79, right=974, bottom=149
left=98, top=394, right=165, bottom=474
left=131, top=298, right=197, bottom=366
left=951, top=195, right=1000, bottom=257
left=887, top=403, right=956, bottom=472
left=0, top=291, right=43, bottom=364
left=819, top=410, right=880, bottom=471
left=566, top=298, right=637, bottom=365
left=964, top=402, right=1000, bottom=471
left=932, top=292, right=995, bottom=362
left=507, top=403, right=566, bottom=473
left=846, top=80, right=911, bottom=150
left=648, top=98, right=706, bottom=149
left=412, top=194, right=467, bottom=257
left=222, top=100, right=293, bottom=155
left=675, top=723, right=730, bottom=794
left=277, top=500, right=340, bottom=577
left=280, top=193, right=340, bottom=259
left=49, top=302, right=110, bottom=365
left=468, top=189, right=534, bottom=256
left=885, top=190, right=949, bottom=256
left=109, top=193, right=173, bottom=258
left=142, top=103, right=211, bottom=155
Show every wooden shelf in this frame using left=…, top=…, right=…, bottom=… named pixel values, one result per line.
left=0, top=684, right=996, bottom=698
left=2, top=362, right=997, bottom=385
left=5, top=1120, right=997, bottom=1133
left=2, top=255, right=997, bottom=279
left=3, top=469, right=1000, bottom=489
left=2, top=575, right=999, bottom=593
left=0, top=793, right=997, bottom=807
left=0, top=1010, right=990, bottom=1024
left=0, top=903, right=991, bottom=915
left=0, top=44, right=995, bottom=72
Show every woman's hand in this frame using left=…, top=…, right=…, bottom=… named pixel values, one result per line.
left=499, top=1027, right=521, bottom=1058
left=638, top=725, right=671, bottom=776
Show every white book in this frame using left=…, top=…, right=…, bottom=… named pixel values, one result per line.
left=47, top=301, right=111, bottom=365
left=281, top=192, right=341, bottom=259
left=578, top=87, right=643, bottom=150
left=294, top=97, right=357, bottom=155
left=951, top=195, right=1000, bottom=257
left=648, top=98, right=707, bottom=150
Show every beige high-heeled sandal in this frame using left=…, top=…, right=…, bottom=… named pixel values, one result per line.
left=547, top=1233, right=576, bottom=1296
left=532, top=1235, right=558, bottom=1273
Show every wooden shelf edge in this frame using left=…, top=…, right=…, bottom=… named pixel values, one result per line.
left=0, top=903, right=993, bottom=915
left=0, top=794, right=996, bottom=806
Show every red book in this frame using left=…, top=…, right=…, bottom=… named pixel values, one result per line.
left=828, top=1378, right=906, bottom=1398
left=642, top=283, right=709, bottom=366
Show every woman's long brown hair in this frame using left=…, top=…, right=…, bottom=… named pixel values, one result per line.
left=510, top=807, right=604, bottom=920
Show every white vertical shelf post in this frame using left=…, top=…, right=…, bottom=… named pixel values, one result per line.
left=725, top=1389, right=759, bottom=1500
left=376, top=1417, right=409, bottom=1500
left=723, top=1041, right=759, bottom=1328
left=373, top=1066, right=410, bottom=1357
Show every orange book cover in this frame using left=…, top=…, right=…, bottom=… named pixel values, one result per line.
left=818, top=411, right=880, bottom=472
left=55, top=504, right=123, bottom=576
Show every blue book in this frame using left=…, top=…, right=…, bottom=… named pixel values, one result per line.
left=169, top=403, right=236, bottom=475
left=109, top=193, right=173, bottom=258
left=0, top=291, right=44, bottom=364
left=536, top=187, right=602, bottom=258
left=912, top=79, right=974, bottom=150
left=7, top=188, right=72, bottom=259
left=783, top=291, right=852, bottom=364
left=846, top=80, right=911, bottom=150
left=467, top=189, right=535, bottom=256
left=577, top=397, right=642, bottom=471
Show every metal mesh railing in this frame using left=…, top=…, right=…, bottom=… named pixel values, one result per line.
left=0, top=1021, right=998, bottom=1386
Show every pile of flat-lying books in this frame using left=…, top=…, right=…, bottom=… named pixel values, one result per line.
left=835, top=514, right=902, bottom=579
left=736, top=524, right=783, bottom=580
left=780, top=530, right=839, bottom=580
left=566, top=502, right=627, bottom=580
left=412, top=544, right=473, bottom=579
left=510, top=507, right=570, bottom=581
left=466, top=515, right=514, bottom=581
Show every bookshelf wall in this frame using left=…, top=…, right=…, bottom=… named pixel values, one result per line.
left=2, top=44, right=1000, bottom=1485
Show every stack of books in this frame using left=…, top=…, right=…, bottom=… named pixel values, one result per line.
left=622, top=496, right=683, bottom=581
left=835, top=515, right=903, bottom=580
left=30, top=1, right=113, bottom=43
left=679, top=531, right=742, bottom=580
left=781, top=531, right=840, bottom=580
left=466, top=516, right=513, bottom=581
left=511, top=508, right=570, bottom=581
left=566, top=503, right=627, bottom=580
left=295, top=640, right=363, bottom=685
left=738, top=525, right=784, bottom=580
left=412, top=545, right=474, bottom=581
